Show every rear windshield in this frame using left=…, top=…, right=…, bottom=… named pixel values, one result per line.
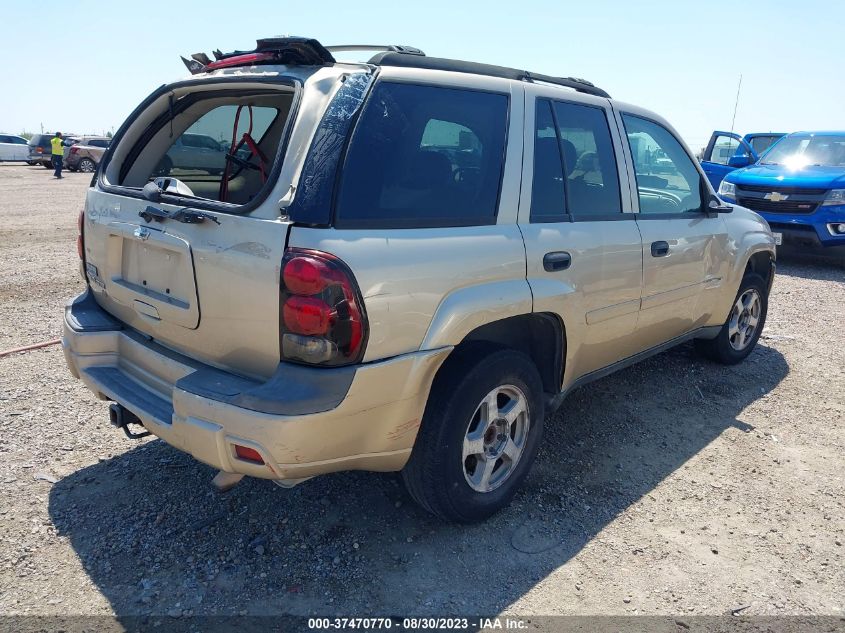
left=108, top=89, right=294, bottom=208
left=335, top=82, right=509, bottom=228
left=748, top=135, right=781, bottom=155
left=28, top=135, right=48, bottom=147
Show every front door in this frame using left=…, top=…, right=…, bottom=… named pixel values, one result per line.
left=519, top=93, right=643, bottom=384
left=700, top=131, right=756, bottom=189
left=619, top=114, right=731, bottom=350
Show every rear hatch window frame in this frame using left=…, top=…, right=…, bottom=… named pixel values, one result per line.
left=97, top=75, right=303, bottom=217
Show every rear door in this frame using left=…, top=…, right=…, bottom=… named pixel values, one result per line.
left=82, top=76, right=319, bottom=379
left=700, top=131, right=756, bottom=189
left=519, top=89, right=643, bottom=380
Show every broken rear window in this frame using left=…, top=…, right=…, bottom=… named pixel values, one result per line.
left=111, top=88, right=295, bottom=208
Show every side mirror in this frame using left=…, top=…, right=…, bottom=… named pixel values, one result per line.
left=708, top=194, right=733, bottom=215
left=727, top=154, right=752, bottom=168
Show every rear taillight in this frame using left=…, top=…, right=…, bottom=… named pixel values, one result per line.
left=36, top=147, right=43, bottom=154
left=76, top=210, right=84, bottom=260
left=280, top=249, right=367, bottom=366
left=69, top=146, right=79, bottom=155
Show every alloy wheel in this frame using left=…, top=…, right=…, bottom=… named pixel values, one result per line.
left=462, top=384, right=530, bottom=493
left=728, top=288, right=762, bottom=351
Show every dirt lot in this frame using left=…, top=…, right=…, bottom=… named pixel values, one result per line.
left=0, top=165, right=842, bottom=623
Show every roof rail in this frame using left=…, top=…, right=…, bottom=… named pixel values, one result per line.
left=369, top=52, right=610, bottom=98
left=326, top=44, right=425, bottom=56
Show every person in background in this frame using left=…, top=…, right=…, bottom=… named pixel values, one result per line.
left=51, top=132, right=64, bottom=179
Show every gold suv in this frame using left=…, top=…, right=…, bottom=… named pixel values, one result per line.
left=62, top=38, right=776, bottom=522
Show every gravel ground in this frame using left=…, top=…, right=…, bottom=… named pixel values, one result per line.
left=0, top=166, right=843, bottom=622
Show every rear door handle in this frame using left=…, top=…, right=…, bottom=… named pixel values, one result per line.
left=543, top=251, right=572, bottom=272
left=651, top=241, right=670, bottom=257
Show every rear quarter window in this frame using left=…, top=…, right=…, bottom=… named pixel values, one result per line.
left=335, top=82, right=509, bottom=228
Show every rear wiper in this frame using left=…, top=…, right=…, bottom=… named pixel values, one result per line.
left=140, top=205, right=220, bottom=225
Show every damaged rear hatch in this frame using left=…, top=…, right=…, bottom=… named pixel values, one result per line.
left=83, top=66, right=358, bottom=379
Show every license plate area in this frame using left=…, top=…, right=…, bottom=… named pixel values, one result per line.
left=103, top=222, right=200, bottom=329
left=773, top=232, right=783, bottom=246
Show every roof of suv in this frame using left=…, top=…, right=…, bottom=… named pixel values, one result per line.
left=182, top=37, right=610, bottom=98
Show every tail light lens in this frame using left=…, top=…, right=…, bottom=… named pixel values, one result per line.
left=280, top=249, right=367, bottom=366
left=36, top=147, right=43, bottom=154
left=69, top=146, right=79, bottom=155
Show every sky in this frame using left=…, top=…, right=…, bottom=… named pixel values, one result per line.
left=2, top=0, right=843, bottom=152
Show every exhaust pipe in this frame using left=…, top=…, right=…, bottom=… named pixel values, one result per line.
left=109, top=403, right=152, bottom=439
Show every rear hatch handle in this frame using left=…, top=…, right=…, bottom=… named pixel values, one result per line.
left=140, top=205, right=220, bottom=225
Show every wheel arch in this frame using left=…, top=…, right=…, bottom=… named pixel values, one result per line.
left=439, top=312, right=566, bottom=398
left=744, top=249, right=775, bottom=291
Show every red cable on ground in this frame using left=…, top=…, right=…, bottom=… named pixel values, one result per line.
left=0, top=339, right=61, bottom=358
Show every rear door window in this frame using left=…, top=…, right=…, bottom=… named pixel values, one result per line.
left=335, top=82, right=509, bottom=228
left=530, top=99, right=622, bottom=221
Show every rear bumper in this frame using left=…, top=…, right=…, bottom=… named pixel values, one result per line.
left=62, top=290, right=450, bottom=480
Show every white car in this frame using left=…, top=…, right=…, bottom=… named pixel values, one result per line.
left=0, top=134, right=30, bottom=162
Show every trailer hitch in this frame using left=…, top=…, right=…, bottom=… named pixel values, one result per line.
left=109, top=403, right=152, bottom=439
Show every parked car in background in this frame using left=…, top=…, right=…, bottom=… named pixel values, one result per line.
left=28, top=133, right=78, bottom=168
left=66, top=137, right=111, bottom=173
left=0, top=134, right=30, bottom=161
left=700, top=131, right=786, bottom=189
left=718, top=131, right=845, bottom=257
left=63, top=37, right=776, bottom=523
left=157, top=133, right=228, bottom=175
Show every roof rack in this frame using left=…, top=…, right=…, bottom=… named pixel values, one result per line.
left=368, top=51, right=610, bottom=98
left=326, top=44, right=425, bottom=56
left=179, top=36, right=608, bottom=97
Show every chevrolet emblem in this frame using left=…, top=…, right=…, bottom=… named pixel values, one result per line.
left=763, top=191, right=789, bottom=202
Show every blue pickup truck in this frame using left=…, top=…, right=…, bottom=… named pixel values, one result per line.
left=700, top=131, right=785, bottom=189
left=716, top=131, right=845, bottom=256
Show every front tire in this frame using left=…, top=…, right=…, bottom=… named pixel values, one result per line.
left=402, top=344, right=545, bottom=523
left=695, top=272, right=768, bottom=364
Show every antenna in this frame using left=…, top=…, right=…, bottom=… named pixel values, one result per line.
left=729, top=74, right=742, bottom=135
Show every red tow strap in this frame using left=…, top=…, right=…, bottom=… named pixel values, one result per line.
left=219, top=105, right=269, bottom=202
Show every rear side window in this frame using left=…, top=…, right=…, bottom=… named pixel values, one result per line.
left=335, top=82, right=509, bottom=228
left=530, top=99, right=621, bottom=222
left=88, top=139, right=110, bottom=148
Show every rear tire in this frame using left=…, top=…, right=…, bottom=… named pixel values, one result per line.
left=695, top=272, right=768, bottom=364
left=402, top=344, right=544, bottom=523
left=78, top=158, right=96, bottom=173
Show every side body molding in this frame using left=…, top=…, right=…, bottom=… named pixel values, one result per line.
left=420, top=279, right=534, bottom=350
